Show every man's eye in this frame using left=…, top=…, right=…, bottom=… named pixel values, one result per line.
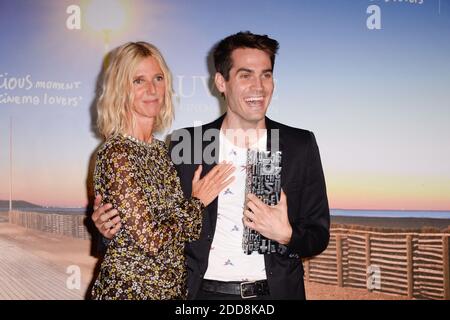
left=240, top=73, right=250, bottom=79
left=263, top=73, right=272, bottom=79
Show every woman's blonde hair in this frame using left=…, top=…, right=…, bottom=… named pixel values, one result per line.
left=97, top=41, right=173, bottom=139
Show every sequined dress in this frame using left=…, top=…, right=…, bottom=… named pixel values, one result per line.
left=91, top=134, right=204, bottom=300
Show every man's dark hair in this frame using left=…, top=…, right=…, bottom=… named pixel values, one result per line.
left=213, top=31, right=279, bottom=81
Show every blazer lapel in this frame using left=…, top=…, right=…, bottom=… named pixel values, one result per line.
left=266, top=116, right=284, bottom=155
left=200, top=114, right=226, bottom=238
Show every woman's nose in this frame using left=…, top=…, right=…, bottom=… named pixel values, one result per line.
left=146, top=82, right=156, bottom=94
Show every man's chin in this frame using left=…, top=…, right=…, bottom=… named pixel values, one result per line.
left=246, top=110, right=266, bottom=120
left=243, top=114, right=266, bottom=125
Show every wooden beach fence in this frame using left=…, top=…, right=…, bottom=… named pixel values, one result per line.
left=8, top=210, right=90, bottom=240
left=305, top=227, right=450, bottom=300
left=7, top=211, right=449, bottom=299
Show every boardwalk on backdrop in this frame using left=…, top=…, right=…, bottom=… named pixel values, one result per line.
left=0, top=236, right=84, bottom=299
left=0, top=215, right=407, bottom=300
left=0, top=214, right=94, bottom=300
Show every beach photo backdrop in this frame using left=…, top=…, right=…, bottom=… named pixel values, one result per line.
left=1, top=0, right=449, bottom=214
left=0, top=0, right=449, bottom=300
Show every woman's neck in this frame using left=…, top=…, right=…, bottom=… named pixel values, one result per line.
left=127, top=117, right=155, bottom=143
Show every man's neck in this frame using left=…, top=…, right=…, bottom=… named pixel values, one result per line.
left=221, top=114, right=267, bottom=148
left=221, top=114, right=266, bottom=131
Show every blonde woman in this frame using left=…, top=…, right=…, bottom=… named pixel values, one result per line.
left=91, top=42, right=234, bottom=299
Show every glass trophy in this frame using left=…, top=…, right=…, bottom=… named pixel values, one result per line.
left=242, top=150, right=282, bottom=255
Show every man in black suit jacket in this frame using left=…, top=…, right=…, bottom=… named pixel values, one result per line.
left=93, top=31, right=329, bottom=300
left=168, top=31, right=329, bottom=299
left=170, top=115, right=329, bottom=300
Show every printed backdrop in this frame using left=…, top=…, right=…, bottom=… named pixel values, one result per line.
left=1, top=0, right=449, bottom=215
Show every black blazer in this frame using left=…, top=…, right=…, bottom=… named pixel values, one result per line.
left=169, top=114, right=330, bottom=299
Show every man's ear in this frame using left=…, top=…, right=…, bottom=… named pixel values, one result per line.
left=214, top=72, right=226, bottom=94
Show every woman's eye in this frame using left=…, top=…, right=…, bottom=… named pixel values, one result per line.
left=155, top=75, right=164, bottom=82
left=133, top=78, right=144, bottom=84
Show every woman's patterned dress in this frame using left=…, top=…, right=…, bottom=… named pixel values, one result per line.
left=91, top=134, right=204, bottom=300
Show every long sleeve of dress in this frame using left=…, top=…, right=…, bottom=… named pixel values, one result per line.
left=95, top=143, right=187, bottom=256
left=168, top=169, right=205, bottom=243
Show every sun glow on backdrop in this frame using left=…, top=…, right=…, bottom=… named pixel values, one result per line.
left=83, top=0, right=131, bottom=53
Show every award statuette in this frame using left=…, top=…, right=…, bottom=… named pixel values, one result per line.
left=242, top=150, right=282, bottom=255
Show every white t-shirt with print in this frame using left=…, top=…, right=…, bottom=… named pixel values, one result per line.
left=203, top=130, right=267, bottom=281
